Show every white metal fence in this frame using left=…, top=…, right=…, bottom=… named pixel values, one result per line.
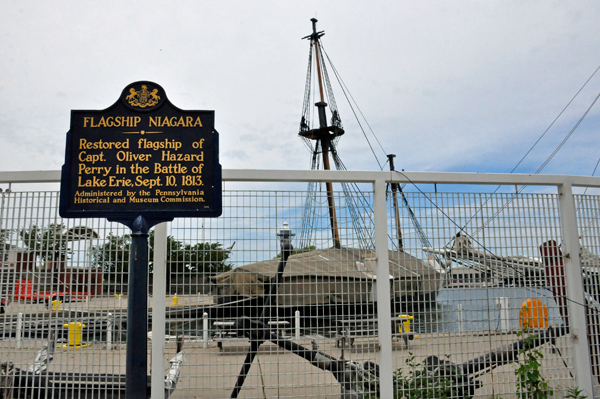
left=1, top=169, right=600, bottom=398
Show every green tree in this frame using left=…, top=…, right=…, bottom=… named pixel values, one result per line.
left=0, top=229, right=12, bottom=251
left=92, top=230, right=233, bottom=292
left=0, top=228, right=14, bottom=266
left=91, top=232, right=131, bottom=287
left=187, top=241, right=233, bottom=274
left=19, top=223, right=70, bottom=264
left=148, top=230, right=232, bottom=275
left=148, top=230, right=184, bottom=277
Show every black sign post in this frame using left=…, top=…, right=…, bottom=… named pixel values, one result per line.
left=60, top=81, right=222, bottom=398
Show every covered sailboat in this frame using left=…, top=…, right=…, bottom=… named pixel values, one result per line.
left=212, top=247, right=444, bottom=309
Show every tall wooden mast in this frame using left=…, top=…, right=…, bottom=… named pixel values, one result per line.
left=299, top=18, right=345, bottom=248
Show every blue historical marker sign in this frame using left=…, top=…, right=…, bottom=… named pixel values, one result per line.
left=59, top=81, right=222, bottom=399
left=59, top=81, right=222, bottom=220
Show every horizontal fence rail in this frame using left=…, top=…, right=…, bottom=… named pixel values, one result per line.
left=3, top=169, right=600, bottom=186
left=0, top=169, right=599, bottom=398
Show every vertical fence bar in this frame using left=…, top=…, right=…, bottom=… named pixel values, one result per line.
left=107, top=313, right=113, bottom=349
left=496, top=297, right=509, bottom=333
left=15, top=312, right=22, bottom=349
left=457, top=304, right=464, bottom=335
left=151, top=222, right=168, bottom=399
left=203, top=312, right=209, bottom=349
left=558, top=182, right=595, bottom=396
left=374, top=178, right=393, bottom=398
left=294, top=310, right=301, bottom=339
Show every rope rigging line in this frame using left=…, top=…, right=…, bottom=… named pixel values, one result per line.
left=331, top=149, right=376, bottom=249
left=299, top=32, right=385, bottom=250
left=301, top=22, right=437, bottom=252
left=577, top=157, right=600, bottom=237
left=467, top=88, right=600, bottom=238
left=321, top=45, right=386, bottom=170
left=299, top=145, right=322, bottom=248
left=299, top=44, right=314, bottom=152
left=458, top=64, right=600, bottom=237
left=392, top=170, right=535, bottom=281
left=510, top=63, right=600, bottom=175
left=392, top=174, right=596, bottom=312
left=535, top=89, right=600, bottom=175
left=320, top=44, right=446, bottom=253
left=325, top=50, right=448, bottom=251
left=395, top=182, right=433, bottom=252
left=318, top=49, right=343, bottom=137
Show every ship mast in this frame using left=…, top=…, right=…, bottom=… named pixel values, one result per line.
left=387, top=154, right=404, bottom=250
left=300, top=18, right=345, bottom=248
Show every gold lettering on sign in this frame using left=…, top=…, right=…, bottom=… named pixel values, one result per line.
left=161, top=151, right=203, bottom=162
left=79, top=139, right=130, bottom=150
left=137, top=138, right=182, bottom=151
left=83, top=117, right=140, bottom=128
left=149, top=116, right=202, bottom=127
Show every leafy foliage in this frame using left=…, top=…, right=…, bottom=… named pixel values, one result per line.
left=187, top=241, right=233, bottom=274
left=0, top=228, right=12, bottom=251
left=515, top=329, right=554, bottom=399
left=91, top=232, right=131, bottom=284
left=91, top=230, right=233, bottom=289
left=393, top=354, right=471, bottom=399
left=19, top=223, right=70, bottom=263
left=565, top=387, right=587, bottom=399
left=148, top=230, right=233, bottom=275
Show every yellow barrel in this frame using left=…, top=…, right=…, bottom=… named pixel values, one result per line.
left=63, top=322, right=88, bottom=348
left=398, top=315, right=413, bottom=333
left=519, top=299, right=549, bottom=329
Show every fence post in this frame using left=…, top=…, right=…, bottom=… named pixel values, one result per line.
left=203, top=312, right=209, bottom=349
left=16, top=312, right=22, bottom=349
left=374, top=178, right=394, bottom=399
left=295, top=310, right=301, bottom=339
left=557, top=182, right=595, bottom=395
left=107, top=312, right=113, bottom=349
left=457, top=304, right=464, bottom=334
left=495, top=297, right=510, bottom=333
left=151, top=222, right=169, bottom=399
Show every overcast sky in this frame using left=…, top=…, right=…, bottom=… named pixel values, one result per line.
left=1, top=1, right=599, bottom=185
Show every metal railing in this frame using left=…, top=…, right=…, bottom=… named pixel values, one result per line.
left=0, top=169, right=599, bottom=398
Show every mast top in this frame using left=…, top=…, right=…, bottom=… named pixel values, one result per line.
left=387, top=154, right=397, bottom=171
left=302, top=18, right=325, bottom=41
left=299, top=18, right=344, bottom=141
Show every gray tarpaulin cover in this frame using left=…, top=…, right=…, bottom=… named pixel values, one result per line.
left=211, top=247, right=443, bottom=306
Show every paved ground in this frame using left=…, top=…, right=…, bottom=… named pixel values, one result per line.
left=1, top=331, right=580, bottom=398
left=0, top=296, right=586, bottom=398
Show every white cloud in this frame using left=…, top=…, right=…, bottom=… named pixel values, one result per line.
left=0, top=1, right=599, bottom=181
